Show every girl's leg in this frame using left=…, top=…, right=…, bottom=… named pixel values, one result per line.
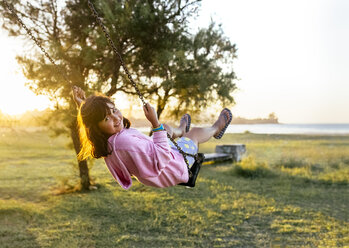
left=182, top=109, right=231, bottom=147
left=163, top=114, right=190, bottom=139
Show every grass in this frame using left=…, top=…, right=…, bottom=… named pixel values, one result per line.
left=0, top=128, right=348, bottom=247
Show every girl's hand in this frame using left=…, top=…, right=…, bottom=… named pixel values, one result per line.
left=143, top=103, right=160, bottom=128
left=72, top=86, right=86, bottom=107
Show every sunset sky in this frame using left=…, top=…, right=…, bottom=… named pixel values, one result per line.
left=1, top=0, right=348, bottom=123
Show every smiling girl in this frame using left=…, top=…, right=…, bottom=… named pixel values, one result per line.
left=73, top=86, right=232, bottom=189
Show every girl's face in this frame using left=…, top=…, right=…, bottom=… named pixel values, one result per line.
left=98, top=103, right=124, bottom=136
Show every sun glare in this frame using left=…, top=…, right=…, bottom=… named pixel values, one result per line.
left=0, top=31, right=51, bottom=116
left=0, top=73, right=50, bottom=116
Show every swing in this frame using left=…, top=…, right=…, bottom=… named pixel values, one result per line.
left=4, top=1, right=204, bottom=188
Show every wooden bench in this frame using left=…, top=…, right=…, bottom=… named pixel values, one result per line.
left=203, top=144, right=246, bottom=163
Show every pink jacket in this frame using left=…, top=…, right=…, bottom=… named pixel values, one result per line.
left=104, top=128, right=189, bottom=189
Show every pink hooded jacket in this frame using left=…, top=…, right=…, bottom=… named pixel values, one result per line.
left=104, top=128, right=189, bottom=189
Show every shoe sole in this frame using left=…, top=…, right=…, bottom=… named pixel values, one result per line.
left=181, top=114, right=191, bottom=133
left=213, top=108, right=232, bottom=139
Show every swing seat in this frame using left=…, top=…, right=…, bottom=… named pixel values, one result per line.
left=178, top=153, right=205, bottom=188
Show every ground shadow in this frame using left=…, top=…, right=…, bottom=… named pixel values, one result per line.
left=0, top=207, right=42, bottom=248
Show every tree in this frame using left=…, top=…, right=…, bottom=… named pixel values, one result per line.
left=1, top=0, right=237, bottom=190
left=268, top=112, right=278, bottom=123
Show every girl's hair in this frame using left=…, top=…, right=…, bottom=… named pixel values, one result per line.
left=77, top=94, right=131, bottom=161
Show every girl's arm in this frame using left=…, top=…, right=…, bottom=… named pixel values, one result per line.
left=143, top=103, right=161, bottom=128
left=72, top=86, right=86, bottom=108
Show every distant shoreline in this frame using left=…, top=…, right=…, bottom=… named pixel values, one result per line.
left=231, top=118, right=279, bottom=125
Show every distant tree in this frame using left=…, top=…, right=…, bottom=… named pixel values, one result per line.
left=268, top=112, right=278, bottom=121
left=1, top=0, right=237, bottom=190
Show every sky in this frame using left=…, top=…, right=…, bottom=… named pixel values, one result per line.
left=1, top=0, right=349, bottom=123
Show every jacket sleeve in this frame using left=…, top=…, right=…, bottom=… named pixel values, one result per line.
left=115, top=130, right=174, bottom=178
left=104, top=153, right=133, bottom=190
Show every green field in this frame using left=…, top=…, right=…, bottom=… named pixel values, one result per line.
left=0, top=128, right=348, bottom=247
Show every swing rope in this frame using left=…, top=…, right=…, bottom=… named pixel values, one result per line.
left=3, top=1, right=73, bottom=88
left=4, top=0, right=197, bottom=176
left=87, top=0, right=198, bottom=174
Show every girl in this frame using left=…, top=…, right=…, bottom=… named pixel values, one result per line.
left=73, top=86, right=232, bottom=189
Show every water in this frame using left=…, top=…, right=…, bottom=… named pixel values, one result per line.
left=226, top=124, right=349, bottom=135
left=138, top=124, right=349, bottom=135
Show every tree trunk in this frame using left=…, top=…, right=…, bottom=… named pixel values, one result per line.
left=157, top=105, right=165, bottom=121
left=70, top=120, right=91, bottom=190
left=156, top=89, right=170, bottom=120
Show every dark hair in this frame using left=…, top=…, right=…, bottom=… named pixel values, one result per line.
left=77, top=94, right=131, bottom=160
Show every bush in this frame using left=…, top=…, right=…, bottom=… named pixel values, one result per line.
left=230, top=156, right=275, bottom=179
left=275, top=157, right=306, bottom=169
